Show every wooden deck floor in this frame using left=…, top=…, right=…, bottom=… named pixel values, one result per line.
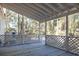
left=0, top=42, right=77, bottom=56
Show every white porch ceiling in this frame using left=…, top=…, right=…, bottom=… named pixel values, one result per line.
left=0, top=3, right=79, bottom=22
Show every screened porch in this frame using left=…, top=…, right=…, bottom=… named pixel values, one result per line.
left=0, top=3, right=79, bottom=56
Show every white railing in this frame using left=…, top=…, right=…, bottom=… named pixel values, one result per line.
left=0, top=35, right=41, bottom=46
left=46, top=35, right=79, bottom=55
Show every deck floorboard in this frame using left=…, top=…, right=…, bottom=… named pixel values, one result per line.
left=0, top=43, right=77, bottom=56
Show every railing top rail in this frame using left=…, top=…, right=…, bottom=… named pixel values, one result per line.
left=46, top=35, right=79, bottom=38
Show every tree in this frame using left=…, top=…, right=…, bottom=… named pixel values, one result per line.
left=47, top=20, right=55, bottom=35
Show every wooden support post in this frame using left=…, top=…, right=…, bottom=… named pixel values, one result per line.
left=21, top=16, right=24, bottom=44
left=45, top=20, right=47, bottom=45
left=18, top=14, right=20, bottom=34
left=65, top=15, right=69, bottom=51
left=39, top=22, right=40, bottom=41
left=22, top=16, right=24, bottom=35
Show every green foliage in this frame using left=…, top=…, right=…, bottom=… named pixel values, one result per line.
left=68, top=14, right=79, bottom=36
left=47, top=20, right=55, bottom=35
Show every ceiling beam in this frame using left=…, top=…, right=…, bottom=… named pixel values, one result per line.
left=15, top=4, right=43, bottom=18
left=42, top=7, right=79, bottom=22
left=67, top=4, right=79, bottom=9
left=12, top=4, right=42, bottom=20
left=45, top=3, right=60, bottom=13
left=57, top=3, right=66, bottom=9
left=25, top=4, right=49, bottom=17
left=35, top=4, right=52, bottom=14
left=2, top=3, right=42, bottom=20
left=1, top=4, right=41, bottom=20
